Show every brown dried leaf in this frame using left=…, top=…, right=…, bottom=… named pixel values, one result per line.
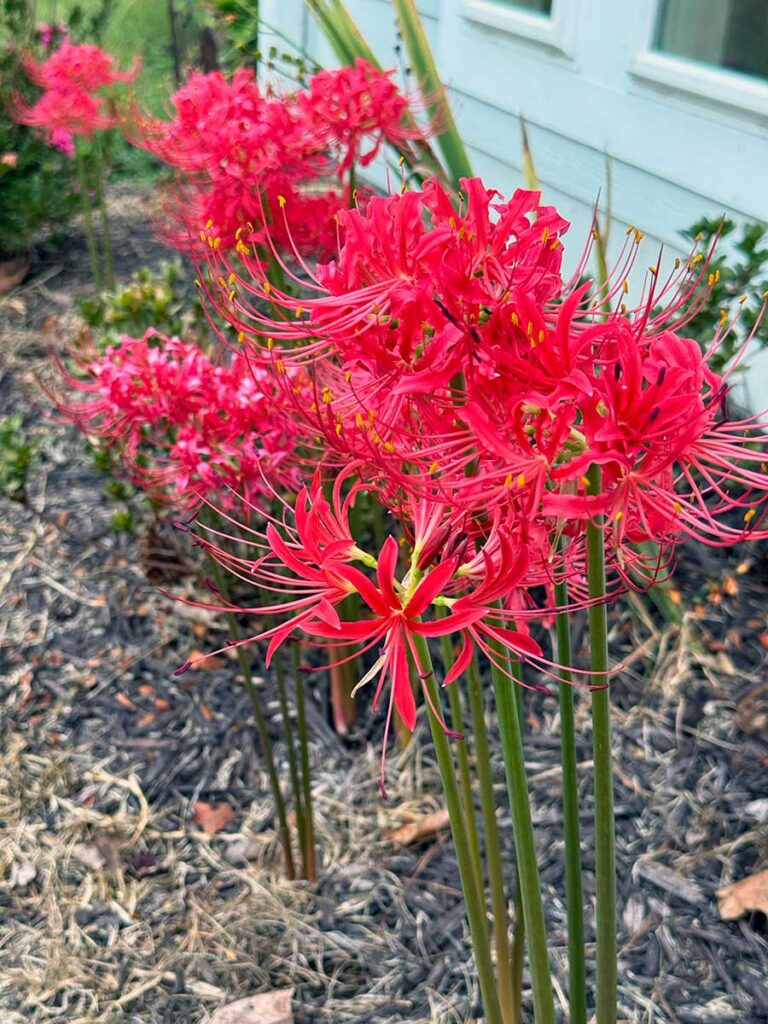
left=717, top=870, right=768, bottom=920
left=188, top=648, right=225, bottom=670
left=388, top=809, right=450, bottom=845
left=735, top=683, right=768, bottom=736
left=207, top=989, right=293, bottom=1024
left=722, top=574, right=739, bottom=596
left=192, top=800, right=235, bottom=834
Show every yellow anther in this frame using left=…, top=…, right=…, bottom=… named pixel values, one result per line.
left=263, top=280, right=272, bottom=295
left=218, top=276, right=226, bottom=287
left=648, top=265, right=658, bottom=276
left=194, top=279, right=201, bottom=289
left=199, top=230, right=206, bottom=242
left=622, top=280, right=629, bottom=294
left=739, top=294, right=748, bottom=304
left=382, top=441, right=396, bottom=453
left=344, top=370, right=352, bottom=383
left=276, top=358, right=284, bottom=372
left=510, top=312, right=519, bottom=326
left=277, top=194, right=286, bottom=208
left=206, top=219, right=214, bottom=229
left=295, top=305, right=304, bottom=318
left=745, top=508, right=757, bottom=523
left=691, top=253, right=704, bottom=265
left=516, top=473, right=526, bottom=488
left=719, top=309, right=728, bottom=325
left=321, top=386, right=333, bottom=405
left=504, top=473, right=514, bottom=489
left=673, top=501, right=683, bottom=514
left=580, top=475, right=590, bottom=487
left=634, top=229, right=644, bottom=243
left=615, top=510, right=623, bottom=521
left=626, top=225, right=635, bottom=235
left=541, top=227, right=549, bottom=244
left=237, top=332, right=246, bottom=345
left=674, top=257, right=681, bottom=269
left=213, top=237, right=221, bottom=250
left=538, top=329, right=546, bottom=344
left=429, top=461, right=440, bottom=475
left=229, top=289, right=236, bottom=302
left=229, top=272, right=237, bottom=284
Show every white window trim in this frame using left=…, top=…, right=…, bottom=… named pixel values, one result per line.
left=630, top=0, right=768, bottom=124
left=462, top=0, right=577, bottom=60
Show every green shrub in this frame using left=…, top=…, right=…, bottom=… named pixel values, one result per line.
left=682, top=217, right=768, bottom=375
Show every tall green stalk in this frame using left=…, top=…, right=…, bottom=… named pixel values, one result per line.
left=489, top=638, right=556, bottom=1024
left=74, top=142, right=101, bottom=293
left=441, top=633, right=485, bottom=903
left=92, top=136, right=115, bottom=291
left=586, top=463, right=617, bottom=1024
left=293, top=642, right=317, bottom=881
left=466, top=654, right=516, bottom=1024
left=412, top=633, right=503, bottom=1024
left=554, top=560, right=588, bottom=1024
left=273, top=643, right=307, bottom=874
left=207, top=556, right=296, bottom=879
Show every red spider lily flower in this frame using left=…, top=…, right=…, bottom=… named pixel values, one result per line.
left=171, top=479, right=587, bottom=795
left=298, top=58, right=430, bottom=174
left=12, top=84, right=115, bottom=140
left=55, top=330, right=304, bottom=509
left=23, top=40, right=139, bottom=92
left=126, top=68, right=348, bottom=256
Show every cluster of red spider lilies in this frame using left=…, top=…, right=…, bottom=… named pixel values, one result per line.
left=23, top=31, right=768, bottom=1024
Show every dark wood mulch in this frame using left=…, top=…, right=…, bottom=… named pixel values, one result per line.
left=1, top=189, right=767, bottom=1023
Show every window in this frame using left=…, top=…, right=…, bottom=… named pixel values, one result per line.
left=498, top=0, right=552, bottom=13
left=653, top=0, right=768, bottom=82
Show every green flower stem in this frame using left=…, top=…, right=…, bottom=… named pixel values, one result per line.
left=506, top=659, right=526, bottom=1024
left=489, top=636, right=556, bottom=1024
left=554, top=562, right=588, bottom=1024
left=510, top=878, right=525, bottom=1024
left=206, top=556, right=296, bottom=879
left=74, top=142, right=101, bottom=293
left=92, top=136, right=115, bottom=291
left=272, top=640, right=306, bottom=875
left=440, top=632, right=485, bottom=904
left=586, top=463, right=617, bottom=1024
left=293, top=642, right=317, bottom=881
left=412, top=632, right=503, bottom=1024
left=466, top=653, right=516, bottom=1024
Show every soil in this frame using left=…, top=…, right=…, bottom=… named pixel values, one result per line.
left=1, top=187, right=768, bottom=1024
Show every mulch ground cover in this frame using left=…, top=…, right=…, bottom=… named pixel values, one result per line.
left=1, top=189, right=768, bottom=1023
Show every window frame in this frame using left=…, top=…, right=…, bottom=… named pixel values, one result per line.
left=630, top=0, right=768, bottom=123
left=461, top=0, right=577, bottom=59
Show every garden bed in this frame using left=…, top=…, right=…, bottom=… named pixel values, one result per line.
left=1, top=189, right=768, bottom=1024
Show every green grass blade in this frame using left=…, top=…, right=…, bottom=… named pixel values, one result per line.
left=392, top=0, right=473, bottom=186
